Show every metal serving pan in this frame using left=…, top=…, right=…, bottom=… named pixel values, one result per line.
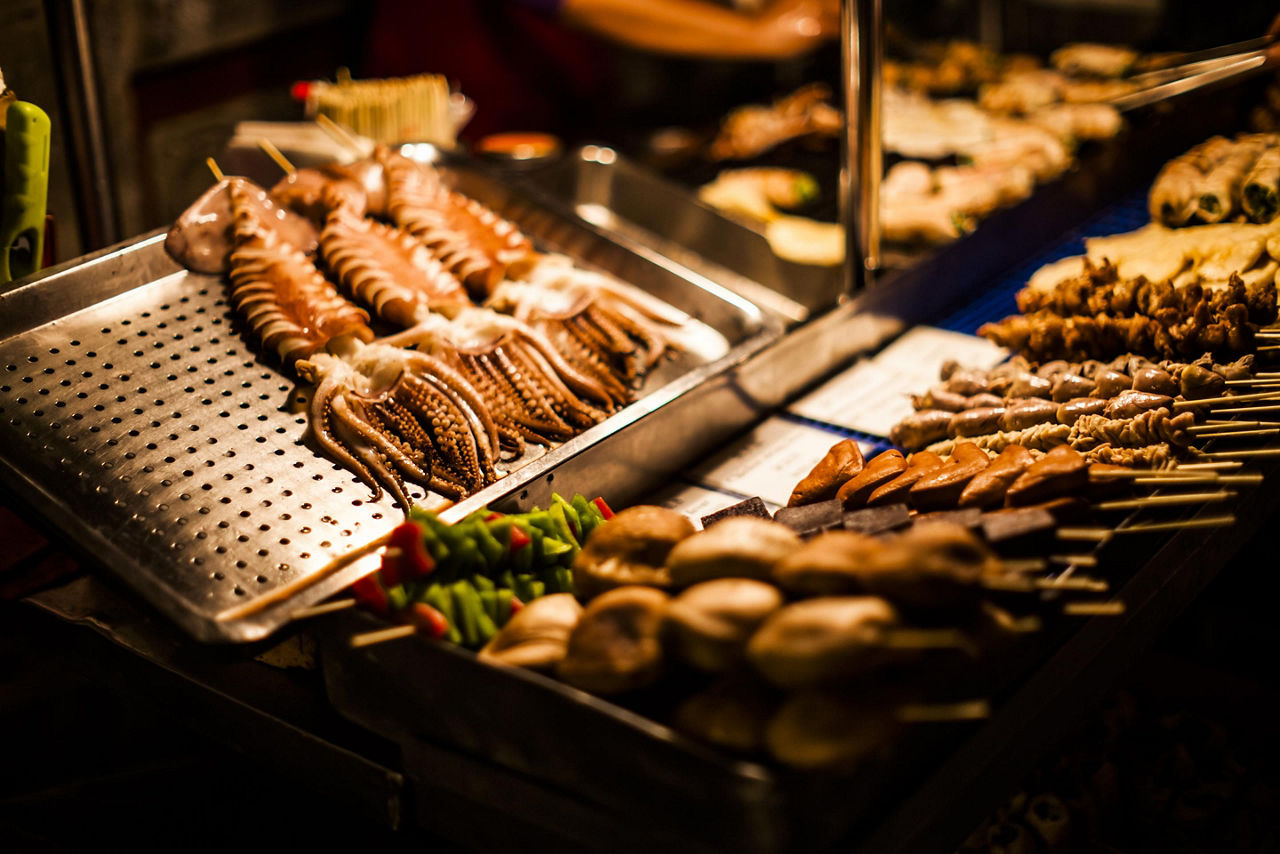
left=0, top=157, right=781, bottom=643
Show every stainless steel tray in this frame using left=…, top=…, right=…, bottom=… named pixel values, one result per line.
left=524, top=146, right=831, bottom=322
left=0, top=161, right=781, bottom=643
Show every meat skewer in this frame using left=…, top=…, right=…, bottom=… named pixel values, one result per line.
left=895, top=391, right=1183, bottom=451
left=918, top=354, right=1252, bottom=411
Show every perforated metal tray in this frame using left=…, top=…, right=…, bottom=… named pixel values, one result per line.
left=0, top=167, right=779, bottom=643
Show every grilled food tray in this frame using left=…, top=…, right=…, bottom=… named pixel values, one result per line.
left=0, top=158, right=781, bottom=643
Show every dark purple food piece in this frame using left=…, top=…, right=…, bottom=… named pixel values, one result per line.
left=980, top=507, right=1056, bottom=551
left=773, top=499, right=844, bottom=537
left=701, top=497, right=772, bottom=529
left=842, top=504, right=912, bottom=535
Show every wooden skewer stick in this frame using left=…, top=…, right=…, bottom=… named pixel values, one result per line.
left=1255, top=345, right=1280, bottom=352
left=981, top=601, right=1042, bottom=633
left=1189, top=421, right=1274, bottom=433
left=1203, top=448, right=1280, bottom=458
left=1211, top=403, right=1280, bottom=415
left=350, top=624, right=417, bottom=648
left=1224, top=378, right=1280, bottom=386
left=290, top=598, right=357, bottom=620
left=1133, top=473, right=1262, bottom=487
left=1174, top=390, right=1280, bottom=410
left=1193, top=427, right=1280, bottom=440
left=1089, top=467, right=1217, bottom=478
left=1063, top=601, right=1126, bottom=616
left=897, top=699, right=991, bottom=723
left=1175, top=461, right=1243, bottom=470
left=1001, top=558, right=1047, bottom=573
left=1048, top=553, right=1098, bottom=567
left=316, top=113, right=364, bottom=154
left=1093, top=491, right=1234, bottom=511
left=1058, top=513, right=1236, bottom=539
left=258, top=138, right=296, bottom=175
left=1035, top=576, right=1108, bottom=591
left=216, top=529, right=394, bottom=622
left=206, top=157, right=224, bottom=181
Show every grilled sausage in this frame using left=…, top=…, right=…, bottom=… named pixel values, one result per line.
left=867, top=451, right=944, bottom=506
left=1006, top=372, right=1054, bottom=399
left=890, top=410, right=952, bottom=451
left=1178, top=364, right=1226, bottom=400
left=958, top=444, right=1035, bottom=509
left=949, top=407, right=1007, bottom=437
left=910, top=444, right=991, bottom=512
left=788, top=440, right=865, bottom=506
left=1103, top=390, right=1174, bottom=419
left=837, top=450, right=907, bottom=509
left=1051, top=373, right=1096, bottom=402
left=912, top=386, right=965, bottom=412
left=1091, top=368, right=1132, bottom=398
left=1004, top=445, right=1088, bottom=507
left=1132, top=365, right=1178, bottom=396
left=944, top=368, right=990, bottom=396
left=1001, top=399, right=1059, bottom=430
left=968, top=392, right=1005, bottom=409
left=1056, top=396, right=1107, bottom=426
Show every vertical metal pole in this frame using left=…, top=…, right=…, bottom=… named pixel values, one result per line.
left=841, top=0, right=882, bottom=294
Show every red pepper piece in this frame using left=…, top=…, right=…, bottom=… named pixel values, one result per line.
left=508, top=525, right=532, bottom=552
left=407, top=602, right=449, bottom=639
left=351, top=575, right=389, bottom=617
left=593, top=497, right=615, bottom=520
left=388, top=522, right=435, bottom=582
left=485, top=512, right=505, bottom=522
left=509, top=596, right=525, bottom=617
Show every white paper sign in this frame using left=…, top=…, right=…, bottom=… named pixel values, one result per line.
left=688, top=416, right=873, bottom=508
left=789, top=326, right=1007, bottom=437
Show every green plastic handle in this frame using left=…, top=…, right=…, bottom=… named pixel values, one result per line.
left=1, top=101, right=51, bottom=284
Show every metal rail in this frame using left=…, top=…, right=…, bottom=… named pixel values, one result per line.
left=841, top=0, right=883, bottom=293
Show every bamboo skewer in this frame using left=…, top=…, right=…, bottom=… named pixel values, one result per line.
left=1211, top=403, right=1280, bottom=415
left=206, top=157, right=224, bottom=181
left=1203, top=448, right=1280, bottom=458
left=1133, top=473, right=1262, bottom=486
left=216, top=530, right=394, bottom=622
left=1048, top=553, right=1098, bottom=567
left=1174, top=390, right=1280, bottom=410
left=258, top=138, right=296, bottom=175
left=1063, top=601, right=1126, bottom=616
left=316, top=113, right=364, bottom=155
left=291, top=598, right=357, bottom=620
left=1057, top=514, right=1235, bottom=540
left=1093, top=491, right=1235, bottom=511
left=350, top=624, right=417, bottom=648
left=1188, top=421, right=1276, bottom=433
left=1193, top=427, right=1280, bottom=440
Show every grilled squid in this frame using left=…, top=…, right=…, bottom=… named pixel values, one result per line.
left=381, top=147, right=534, bottom=299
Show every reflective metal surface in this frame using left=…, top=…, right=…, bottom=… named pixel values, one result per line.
left=841, top=0, right=882, bottom=287
left=526, top=146, right=835, bottom=320
left=0, top=161, right=781, bottom=643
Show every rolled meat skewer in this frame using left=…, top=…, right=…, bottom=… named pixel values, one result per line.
left=1242, top=145, right=1280, bottom=223
left=1196, top=139, right=1267, bottom=223
left=1149, top=157, right=1204, bottom=226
